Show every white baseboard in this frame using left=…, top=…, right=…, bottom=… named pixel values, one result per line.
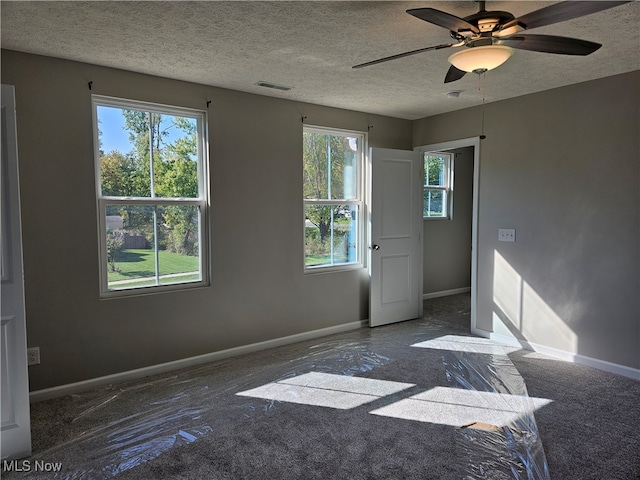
left=472, top=328, right=640, bottom=381
left=423, top=287, right=471, bottom=300
left=472, top=328, right=492, bottom=338
left=30, top=320, right=368, bottom=403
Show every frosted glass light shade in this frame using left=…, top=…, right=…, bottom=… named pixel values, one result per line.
left=448, top=45, right=514, bottom=73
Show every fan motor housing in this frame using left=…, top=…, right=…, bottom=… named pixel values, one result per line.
left=463, top=10, right=515, bottom=26
left=450, top=10, right=515, bottom=40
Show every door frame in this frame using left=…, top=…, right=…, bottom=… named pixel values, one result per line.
left=414, top=137, right=480, bottom=334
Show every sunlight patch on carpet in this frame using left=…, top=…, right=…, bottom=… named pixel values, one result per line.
left=369, top=386, right=551, bottom=427
left=411, top=335, right=520, bottom=355
left=236, top=372, right=415, bottom=410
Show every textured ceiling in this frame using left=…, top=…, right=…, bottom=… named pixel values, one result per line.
left=2, top=1, right=638, bottom=119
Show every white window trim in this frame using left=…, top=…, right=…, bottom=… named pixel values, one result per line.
left=423, top=151, right=454, bottom=220
left=92, top=95, right=210, bottom=298
left=303, top=125, right=366, bottom=273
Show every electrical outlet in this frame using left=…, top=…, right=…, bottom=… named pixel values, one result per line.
left=27, top=347, right=40, bottom=366
left=498, top=228, right=516, bottom=242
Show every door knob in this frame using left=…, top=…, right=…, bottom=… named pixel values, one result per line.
left=371, top=244, right=380, bottom=250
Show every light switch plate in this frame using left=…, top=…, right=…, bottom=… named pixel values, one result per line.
left=498, top=228, right=516, bottom=242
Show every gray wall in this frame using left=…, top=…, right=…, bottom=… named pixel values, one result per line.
left=422, top=147, right=473, bottom=295
left=414, top=71, right=640, bottom=370
left=1, top=50, right=413, bottom=391
left=3, top=49, right=638, bottom=390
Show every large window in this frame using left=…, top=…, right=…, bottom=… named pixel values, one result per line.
left=423, top=152, right=453, bottom=219
left=303, top=126, right=364, bottom=271
left=93, top=96, right=208, bottom=295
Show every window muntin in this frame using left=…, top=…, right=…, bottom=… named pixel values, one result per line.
left=93, top=96, right=208, bottom=295
left=303, top=127, right=364, bottom=270
left=423, top=153, right=453, bottom=219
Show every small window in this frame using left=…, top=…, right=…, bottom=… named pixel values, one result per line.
left=303, top=126, right=364, bottom=271
left=423, top=152, right=453, bottom=219
left=93, top=96, right=209, bottom=296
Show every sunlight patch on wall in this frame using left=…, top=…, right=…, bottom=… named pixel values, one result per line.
left=493, top=251, right=522, bottom=329
left=493, top=250, right=577, bottom=353
left=236, top=372, right=415, bottom=410
left=522, top=282, right=577, bottom=352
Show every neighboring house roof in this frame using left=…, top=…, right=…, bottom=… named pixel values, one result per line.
left=106, top=216, right=123, bottom=230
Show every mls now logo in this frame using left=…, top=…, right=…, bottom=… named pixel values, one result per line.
left=2, top=460, right=63, bottom=473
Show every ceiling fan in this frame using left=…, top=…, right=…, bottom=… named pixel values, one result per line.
left=353, top=1, right=630, bottom=83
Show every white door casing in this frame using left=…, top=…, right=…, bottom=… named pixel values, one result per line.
left=369, top=148, right=422, bottom=327
left=416, top=137, right=480, bottom=334
left=1, top=84, right=32, bottom=460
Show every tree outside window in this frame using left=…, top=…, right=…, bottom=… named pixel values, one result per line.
left=303, top=127, right=363, bottom=270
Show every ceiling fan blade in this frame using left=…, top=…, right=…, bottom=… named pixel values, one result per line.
left=407, top=8, right=479, bottom=35
left=498, top=34, right=601, bottom=55
left=499, top=1, right=631, bottom=33
left=444, top=65, right=466, bottom=83
left=352, top=43, right=455, bottom=69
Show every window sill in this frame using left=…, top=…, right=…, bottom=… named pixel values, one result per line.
left=304, top=263, right=364, bottom=275
left=100, top=280, right=210, bottom=299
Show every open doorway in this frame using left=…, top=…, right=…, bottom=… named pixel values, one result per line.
left=416, top=138, right=480, bottom=333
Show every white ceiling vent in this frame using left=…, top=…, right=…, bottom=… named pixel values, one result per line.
left=255, top=81, right=292, bottom=91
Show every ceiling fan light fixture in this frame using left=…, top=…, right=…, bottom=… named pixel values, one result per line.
left=448, top=45, right=514, bottom=74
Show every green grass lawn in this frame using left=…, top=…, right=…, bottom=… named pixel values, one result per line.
left=304, top=227, right=352, bottom=267
left=305, top=254, right=347, bottom=266
left=108, top=249, right=199, bottom=287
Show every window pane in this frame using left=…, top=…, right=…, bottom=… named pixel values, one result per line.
left=158, top=205, right=201, bottom=284
left=303, top=132, right=358, bottom=200
left=105, top=205, right=156, bottom=289
left=152, top=114, right=200, bottom=199
left=105, top=204, right=201, bottom=290
left=305, top=204, right=358, bottom=267
left=98, top=107, right=199, bottom=199
left=425, top=155, right=446, bottom=187
left=330, top=136, right=358, bottom=200
left=98, top=106, right=151, bottom=197
left=423, top=190, right=445, bottom=217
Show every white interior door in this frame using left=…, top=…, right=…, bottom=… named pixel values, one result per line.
left=370, top=148, right=422, bottom=327
left=1, top=84, right=32, bottom=460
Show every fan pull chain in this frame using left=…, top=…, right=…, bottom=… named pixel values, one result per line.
left=479, top=72, right=487, bottom=140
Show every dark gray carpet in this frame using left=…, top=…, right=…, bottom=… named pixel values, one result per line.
left=3, top=294, right=639, bottom=479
